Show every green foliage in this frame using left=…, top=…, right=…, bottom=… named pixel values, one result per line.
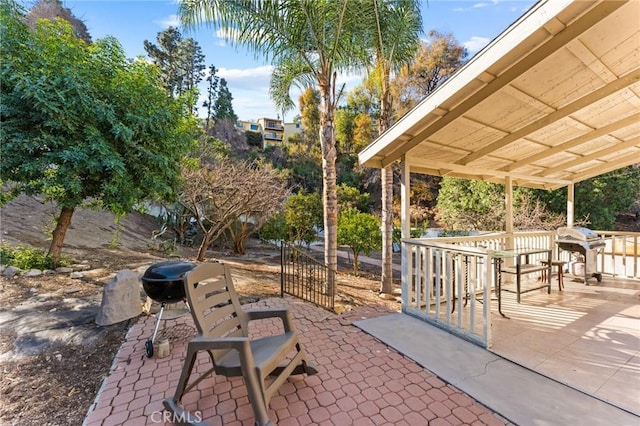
left=1, top=5, right=196, bottom=260
left=283, top=192, right=324, bottom=246
left=0, top=243, right=67, bottom=269
left=338, top=208, right=381, bottom=272
left=213, top=78, right=237, bottom=121
left=246, top=131, right=264, bottom=148
left=1, top=8, right=196, bottom=213
left=532, top=167, right=640, bottom=231
left=337, top=183, right=370, bottom=213
left=259, top=211, right=288, bottom=242
left=144, top=26, right=205, bottom=100
left=435, top=178, right=504, bottom=231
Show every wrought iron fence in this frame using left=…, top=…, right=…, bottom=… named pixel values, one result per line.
left=280, top=243, right=335, bottom=311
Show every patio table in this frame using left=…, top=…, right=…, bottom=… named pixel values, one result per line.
left=493, top=248, right=552, bottom=318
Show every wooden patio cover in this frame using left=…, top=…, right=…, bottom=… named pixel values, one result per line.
left=358, top=0, right=640, bottom=191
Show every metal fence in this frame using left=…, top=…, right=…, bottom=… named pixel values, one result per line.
left=280, top=243, right=335, bottom=312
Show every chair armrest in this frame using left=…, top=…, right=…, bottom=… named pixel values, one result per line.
left=188, top=335, right=249, bottom=352
left=246, top=309, right=295, bottom=332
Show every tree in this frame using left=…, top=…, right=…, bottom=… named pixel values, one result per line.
left=284, top=192, right=324, bottom=247
left=144, top=26, right=206, bottom=110
left=435, top=178, right=505, bottom=231
left=260, top=191, right=323, bottom=246
left=25, top=0, right=91, bottom=43
left=435, top=177, right=573, bottom=232
left=179, top=160, right=289, bottom=260
left=180, top=0, right=367, bottom=287
left=299, top=87, right=321, bottom=145
left=391, top=30, right=467, bottom=118
left=1, top=5, right=196, bottom=263
left=533, top=167, right=640, bottom=230
left=203, top=64, right=219, bottom=132
left=366, top=0, right=422, bottom=294
left=338, top=208, right=381, bottom=273
left=213, top=78, right=237, bottom=121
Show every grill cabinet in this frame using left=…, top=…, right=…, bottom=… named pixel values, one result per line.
left=556, top=227, right=605, bottom=285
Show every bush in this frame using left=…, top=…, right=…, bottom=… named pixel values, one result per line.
left=0, top=244, right=67, bottom=270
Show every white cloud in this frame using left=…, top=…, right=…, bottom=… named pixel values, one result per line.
left=155, top=14, right=180, bottom=29
left=464, top=36, right=491, bottom=54
left=218, top=65, right=274, bottom=92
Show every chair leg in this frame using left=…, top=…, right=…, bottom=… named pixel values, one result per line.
left=242, top=367, right=273, bottom=426
left=172, top=345, right=199, bottom=404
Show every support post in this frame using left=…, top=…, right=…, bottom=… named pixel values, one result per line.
left=400, top=158, right=411, bottom=310
left=567, top=183, right=574, bottom=227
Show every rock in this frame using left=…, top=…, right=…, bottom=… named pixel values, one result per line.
left=379, top=292, right=396, bottom=301
left=24, top=269, right=43, bottom=277
left=95, top=269, right=142, bottom=326
left=64, top=287, right=81, bottom=295
left=55, top=267, right=73, bottom=273
left=2, top=266, right=21, bottom=277
left=71, top=263, right=91, bottom=271
left=70, top=272, right=84, bottom=279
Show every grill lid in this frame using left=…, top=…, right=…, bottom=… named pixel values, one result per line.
left=556, top=226, right=599, bottom=241
left=142, top=260, right=196, bottom=282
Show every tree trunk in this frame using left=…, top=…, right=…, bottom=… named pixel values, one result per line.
left=379, top=71, right=394, bottom=294
left=353, top=252, right=359, bottom=274
left=380, top=166, right=394, bottom=293
left=197, top=234, right=211, bottom=261
left=48, top=206, right=75, bottom=264
left=319, top=81, right=337, bottom=294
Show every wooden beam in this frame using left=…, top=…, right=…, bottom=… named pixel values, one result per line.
left=539, top=136, right=640, bottom=177
left=408, top=160, right=571, bottom=186
left=457, top=68, right=640, bottom=165
left=377, top=1, right=626, bottom=167
left=504, top=112, right=640, bottom=171
left=570, top=152, right=640, bottom=184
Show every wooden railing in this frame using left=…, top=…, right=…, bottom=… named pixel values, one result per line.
left=402, top=239, right=493, bottom=348
left=401, top=230, right=639, bottom=347
left=595, top=231, right=640, bottom=279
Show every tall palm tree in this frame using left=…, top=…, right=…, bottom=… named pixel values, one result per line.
left=179, top=0, right=366, bottom=277
left=366, top=0, right=422, bottom=294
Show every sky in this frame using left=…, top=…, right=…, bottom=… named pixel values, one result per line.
left=26, top=0, right=537, bottom=122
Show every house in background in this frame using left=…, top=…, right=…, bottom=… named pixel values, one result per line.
left=235, top=117, right=304, bottom=148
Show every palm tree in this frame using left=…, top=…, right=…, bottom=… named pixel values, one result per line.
left=179, top=0, right=366, bottom=277
left=366, top=0, right=422, bottom=294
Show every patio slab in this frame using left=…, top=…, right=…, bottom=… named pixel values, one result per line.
left=355, top=313, right=639, bottom=426
left=83, top=298, right=511, bottom=425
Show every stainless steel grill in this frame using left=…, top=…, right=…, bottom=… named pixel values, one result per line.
left=556, top=227, right=605, bottom=285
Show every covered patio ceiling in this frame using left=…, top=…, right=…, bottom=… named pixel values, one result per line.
left=359, top=0, right=640, bottom=190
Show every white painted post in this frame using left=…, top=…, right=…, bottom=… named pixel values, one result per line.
left=400, top=158, right=411, bottom=310
left=567, top=183, right=574, bottom=227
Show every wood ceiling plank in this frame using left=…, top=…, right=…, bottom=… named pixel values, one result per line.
left=570, top=152, right=640, bottom=184
left=379, top=1, right=626, bottom=167
left=504, top=112, right=640, bottom=171
left=538, top=136, right=640, bottom=177
left=457, top=68, right=640, bottom=165
left=566, top=39, right=617, bottom=83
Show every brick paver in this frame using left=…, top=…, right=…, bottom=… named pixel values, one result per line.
left=83, top=297, right=507, bottom=425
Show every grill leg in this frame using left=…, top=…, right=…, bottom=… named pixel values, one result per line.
left=151, top=303, right=165, bottom=344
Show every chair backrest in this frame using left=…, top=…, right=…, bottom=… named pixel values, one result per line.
left=183, top=262, right=249, bottom=344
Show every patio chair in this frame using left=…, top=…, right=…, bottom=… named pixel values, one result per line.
left=163, top=262, right=317, bottom=426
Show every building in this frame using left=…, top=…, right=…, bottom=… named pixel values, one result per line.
left=235, top=117, right=304, bottom=148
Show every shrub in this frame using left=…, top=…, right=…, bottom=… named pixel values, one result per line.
left=0, top=243, right=68, bottom=270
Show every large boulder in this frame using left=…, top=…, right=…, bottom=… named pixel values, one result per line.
left=95, top=269, right=142, bottom=326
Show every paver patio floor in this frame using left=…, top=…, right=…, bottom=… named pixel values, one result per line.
left=83, top=298, right=509, bottom=426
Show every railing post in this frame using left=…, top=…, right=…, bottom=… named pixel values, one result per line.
left=280, top=241, right=285, bottom=298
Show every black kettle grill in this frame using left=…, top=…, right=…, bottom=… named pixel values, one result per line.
left=141, top=260, right=196, bottom=357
